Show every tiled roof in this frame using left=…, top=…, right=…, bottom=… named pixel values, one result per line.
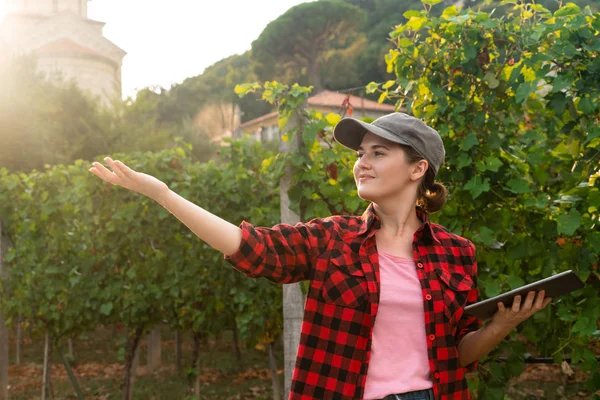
left=33, top=38, right=103, bottom=57
left=308, top=90, right=395, bottom=111
left=240, top=90, right=395, bottom=129
left=240, top=111, right=278, bottom=128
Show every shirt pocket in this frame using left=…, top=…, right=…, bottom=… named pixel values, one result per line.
left=435, top=266, right=474, bottom=325
left=321, top=253, right=368, bottom=308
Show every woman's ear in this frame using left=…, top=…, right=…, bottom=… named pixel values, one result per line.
left=410, top=160, right=428, bottom=181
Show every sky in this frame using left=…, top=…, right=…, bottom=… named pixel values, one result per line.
left=0, top=0, right=310, bottom=97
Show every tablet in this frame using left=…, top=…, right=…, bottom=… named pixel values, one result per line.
left=464, top=270, right=584, bottom=321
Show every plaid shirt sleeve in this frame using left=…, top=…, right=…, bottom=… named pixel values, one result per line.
left=224, top=219, right=331, bottom=284
left=456, top=240, right=482, bottom=372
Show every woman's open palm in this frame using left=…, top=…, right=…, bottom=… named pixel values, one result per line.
left=89, top=157, right=169, bottom=201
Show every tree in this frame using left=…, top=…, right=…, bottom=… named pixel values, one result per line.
left=251, top=0, right=365, bottom=92
left=0, top=57, right=115, bottom=172
left=369, top=1, right=600, bottom=396
left=344, top=0, right=423, bottom=85
left=165, top=52, right=270, bottom=124
left=192, top=102, right=240, bottom=141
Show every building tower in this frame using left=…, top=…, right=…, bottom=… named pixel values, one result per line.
left=0, top=0, right=126, bottom=106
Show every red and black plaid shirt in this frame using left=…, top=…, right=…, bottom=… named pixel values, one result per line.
left=226, top=204, right=481, bottom=400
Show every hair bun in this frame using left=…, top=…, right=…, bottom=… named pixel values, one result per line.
left=421, top=180, right=447, bottom=213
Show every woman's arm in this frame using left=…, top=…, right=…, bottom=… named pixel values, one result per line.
left=90, top=157, right=330, bottom=282
left=89, top=157, right=242, bottom=255
left=156, top=189, right=242, bottom=256
left=457, top=290, right=552, bottom=367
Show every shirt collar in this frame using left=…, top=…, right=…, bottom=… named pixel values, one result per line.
left=359, top=203, right=441, bottom=244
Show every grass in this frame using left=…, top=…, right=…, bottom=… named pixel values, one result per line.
left=8, top=325, right=282, bottom=400
left=5, top=325, right=598, bottom=399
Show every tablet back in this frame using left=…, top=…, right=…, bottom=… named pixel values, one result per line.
left=464, top=270, right=584, bottom=321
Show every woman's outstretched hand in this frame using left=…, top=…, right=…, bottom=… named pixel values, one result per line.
left=89, top=157, right=170, bottom=202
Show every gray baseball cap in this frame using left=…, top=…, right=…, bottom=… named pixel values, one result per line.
left=333, top=112, right=445, bottom=175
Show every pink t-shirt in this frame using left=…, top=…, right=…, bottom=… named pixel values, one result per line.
left=363, top=250, right=433, bottom=399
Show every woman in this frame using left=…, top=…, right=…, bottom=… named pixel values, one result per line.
left=89, top=112, right=551, bottom=400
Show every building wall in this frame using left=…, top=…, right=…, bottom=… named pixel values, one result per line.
left=1, top=0, right=124, bottom=107
left=37, top=55, right=121, bottom=105
left=7, top=0, right=54, bottom=15
left=0, top=15, right=43, bottom=43
left=22, top=23, right=121, bottom=61
left=83, top=20, right=105, bottom=36
left=7, top=0, right=87, bottom=17
left=57, top=0, right=87, bottom=17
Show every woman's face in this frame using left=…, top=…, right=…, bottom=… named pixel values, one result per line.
left=353, top=132, right=426, bottom=203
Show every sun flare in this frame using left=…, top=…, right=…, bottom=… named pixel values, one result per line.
left=0, top=0, right=6, bottom=22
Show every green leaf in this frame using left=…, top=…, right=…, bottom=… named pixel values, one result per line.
left=552, top=75, right=572, bottom=93
left=581, top=348, right=598, bottom=372
left=69, top=275, right=80, bottom=287
left=464, top=46, right=477, bottom=60
left=406, top=17, right=427, bottom=31
left=378, top=91, right=388, bottom=104
left=366, top=82, right=379, bottom=94
left=289, top=83, right=311, bottom=98
left=506, top=275, right=525, bottom=290
left=457, top=153, right=472, bottom=169
left=553, top=195, right=582, bottom=204
left=550, top=92, right=569, bottom=114
left=100, top=302, right=113, bottom=316
left=441, top=5, right=458, bottom=19
left=505, top=178, right=530, bottom=194
left=399, top=38, right=413, bottom=48
left=571, top=345, right=583, bottom=364
left=578, top=97, right=595, bottom=114
left=521, top=66, right=536, bottom=83
left=464, top=176, right=491, bottom=199
left=572, top=317, right=596, bottom=336
left=515, top=82, right=535, bottom=104
left=484, top=72, right=500, bottom=89
left=554, top=2, right=581, bottom=17
left=234, top=82, right=260, bottom=98
left=588, top=58, right=600, bottom=74
left=584, top=5, right=594, bottom=17
left=459, top=133, right=478, bottom=151
left=557, top=303, right=577, bottom=321
left=477, top=226, right=496, bottom=246
left=505, top=357, right=525, bottom=377
left=5, top=250, right=15, bottom=262
left=403, top=10, right=423, bottom=18
left=483, top=279, right=501, bottom=297
left=557, top=208, right=581, bottom=236
left=421, top=0, right=442, bottom=5
left=530, top=4, right=551, bottom=14
left=126, top=268, right=137, bottom=279
left=585, top=126, right=600, bottom=145
left=484, top=156, right=502, bottom=172
left=382, top=80, right=396, bottom=90
left=588, top=232, right=600, bottom=255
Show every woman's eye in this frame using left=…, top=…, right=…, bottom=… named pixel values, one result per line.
left=375, top=151, right=384, bottom=156
left=357, top=153, right=364, bottom=158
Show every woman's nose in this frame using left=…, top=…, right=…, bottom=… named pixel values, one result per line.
left=356, top=156, right=372, bottom=170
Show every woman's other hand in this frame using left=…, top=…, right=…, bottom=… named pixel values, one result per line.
left=89, top=157, right=170, bottom=203
left=491, top=290, right=552, bottom=332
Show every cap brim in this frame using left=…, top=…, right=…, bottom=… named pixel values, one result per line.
left=333, top=118, right=412, bottom=151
